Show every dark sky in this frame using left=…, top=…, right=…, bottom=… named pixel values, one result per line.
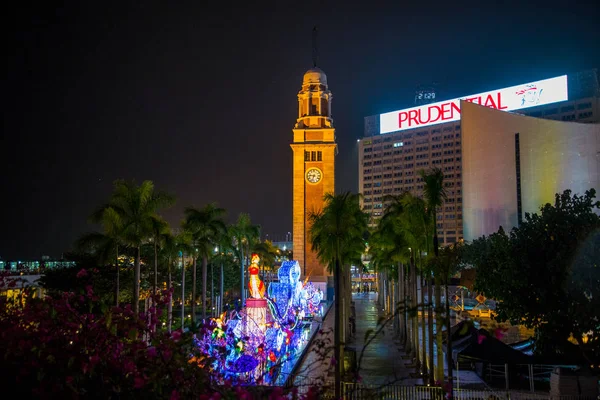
left=3, top=1, right=599, bottom=259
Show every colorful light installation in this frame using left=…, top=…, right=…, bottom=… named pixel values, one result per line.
left=248, top=254, right=265, bottom=299
left=194, top=260, right=324, bottom=385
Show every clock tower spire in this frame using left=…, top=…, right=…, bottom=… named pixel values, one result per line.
left=290, top=65, right=336, bottom=282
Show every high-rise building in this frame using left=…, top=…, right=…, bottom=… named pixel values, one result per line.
left=291, top=67, right=336, bottom=281
left=359, top=70, right=599, bottom=244
left=461, top=100, right=600, bottom=241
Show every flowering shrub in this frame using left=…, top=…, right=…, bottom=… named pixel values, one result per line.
left=0, top=270, right=320, bottom=399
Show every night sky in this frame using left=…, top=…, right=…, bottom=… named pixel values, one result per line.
left=3, top=1, right=599, bottom=259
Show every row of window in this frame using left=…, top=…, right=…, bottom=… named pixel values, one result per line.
left=363, top=154, right=462, bottom=167
left=304, top=151, right=322, bottom=162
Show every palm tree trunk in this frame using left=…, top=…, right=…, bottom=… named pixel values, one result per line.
left=181, top=253, right=186, bottom=330
left=435, top=275, right=444, bottom=384
left=167, top=257, right=173, bottom=333
left=154, top=238, right=158, bottom=296
left=115, top=244, right=119, bottom=307
left=420, top=269, right=428, bottom=379
left=404, top=262, right=411, bottom=352
left=411, top=253, right=418, bottom=364
left=428, top=275, right=435, bottom=384
left=192, top=257, right=197, bottom=326
left=398, top=262, right=403, bottom=343
left=220, top=259, right=224, bottom=315
left=134, top=246, right=141, bottom=316
left=240, top=244, right=245, bottom=306
left=334, top=257, right=342, bottom=400
left=202, top=256, right=208, bottom=320
left=401, top=263, right=407, bottom=346
left=446, top=281, right=454, bottom=399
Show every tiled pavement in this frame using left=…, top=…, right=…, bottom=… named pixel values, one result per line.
left=294, top=292, right=422, bottom=392
left=348, top=292, right=422, bottom=387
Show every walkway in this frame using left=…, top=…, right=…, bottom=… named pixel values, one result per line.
left=348, top=292, right=422, bottom=387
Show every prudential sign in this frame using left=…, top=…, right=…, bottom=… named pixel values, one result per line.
left=379, top=75, right=568, bottom=134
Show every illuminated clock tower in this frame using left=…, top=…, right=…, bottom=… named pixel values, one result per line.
left=290, top=67, right=336, bottom=282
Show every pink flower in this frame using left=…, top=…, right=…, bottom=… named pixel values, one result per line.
left=66, top=376, right=74, bottom=385
left=89, top=355, right=101, bottom=367
left=170, top=390, right=180, bottom=400
left=134, top=376, right=146, bottom=389
left=171, top=330, right=182, bottom=342
left=76, top=269, right=88, bottom=279
left=123, top=360, right=136, bottom=374
left=147, top=347, right=157, bottom=358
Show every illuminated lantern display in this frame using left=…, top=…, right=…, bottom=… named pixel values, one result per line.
left=248, top=253, right=265, bottom=299
left=194, top=260, right=324, bottom=385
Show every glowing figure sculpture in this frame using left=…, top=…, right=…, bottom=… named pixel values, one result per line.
left=248, top=253, right=265, bottom=299
left=194, top=260, right=326, bottom=386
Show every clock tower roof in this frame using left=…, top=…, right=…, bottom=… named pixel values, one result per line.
left=303, top=67, right=327, bottom=86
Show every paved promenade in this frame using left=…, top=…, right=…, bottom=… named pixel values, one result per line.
left=349, top=292, right=422, bottom=387
left=293, top=291, right=421, bottom=394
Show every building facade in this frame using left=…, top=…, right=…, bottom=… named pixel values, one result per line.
left=359, top=70, right=599, bottom=244
left=291, top=67, right=336, bottom=281
left=461, top=100, right=600, bottom=241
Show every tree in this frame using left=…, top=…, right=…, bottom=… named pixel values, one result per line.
left=420, top=167, right=448, bottom=385
left=174, top=230, right=193, bottom=330
left=75, top=231, right=122, bottom=305
left=466, top=189, right=600, bottom=363
left=370, top=195, right=411, bottom=347
left=230, top=213, right=261, bottom=306
left=39, top=252, right=133, bottom=305
left=253, top=240, right=279, bottom=280
left=158, top=230, right=181, bottom=333
left=94, top=180, right=175, bottom=315
left=183, top=203, right=227, bottom=323
left=1, top=269, right=303, bottom=399
left=399, top=192, right=431, bottom=379
left=308, top=192, right=369, bottom=399
left=149, top=217, right=170, bottom=298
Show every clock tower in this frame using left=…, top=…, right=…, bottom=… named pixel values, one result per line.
left=290, top=67, right=336, bottom=282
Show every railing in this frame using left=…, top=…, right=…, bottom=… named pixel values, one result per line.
left=339, top=383, right=599, bottom=400
left=342, top=383, right=444, bottom=399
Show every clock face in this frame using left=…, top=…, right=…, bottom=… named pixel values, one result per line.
left=306, top=168, right=322, bottom=184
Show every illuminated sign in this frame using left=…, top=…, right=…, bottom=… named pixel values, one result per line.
left=379, top=75, right=568, bottom=134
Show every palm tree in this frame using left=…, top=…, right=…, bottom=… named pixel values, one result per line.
left=150, top=217, right=170, bottom=297
left=431, top=240, right=463, bottom=394
left=420, top=167, right=448, bottom=384
left=253, top=240, right=279, bottom=280
left=76, top=231, right=122, bottom=305
left=159, top=230, right=180, bottom=332
left=94, top=180, right=175, bottom=315
left=183, top=203, right=227, bottom=323
left=231, top=213, right=261, bottom=306
left=400, top=193, right=431, bottom=379
left=175, top=230, right=193, bottom=330
left=371, top=194, right=411, bottom=346
left=309, top=192, right=369, bottom=399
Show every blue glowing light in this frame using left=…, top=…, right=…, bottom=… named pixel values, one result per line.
left=194, top=260, right=324, bottom=385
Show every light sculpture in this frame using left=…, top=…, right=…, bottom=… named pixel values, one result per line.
left=194, top=260, right=325, bottom=385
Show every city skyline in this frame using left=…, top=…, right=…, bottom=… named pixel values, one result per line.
left=3, top=1, right=600, bottom=259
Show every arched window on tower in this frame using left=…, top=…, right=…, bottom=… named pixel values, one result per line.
left=310, top=97, right=319, bottom=115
